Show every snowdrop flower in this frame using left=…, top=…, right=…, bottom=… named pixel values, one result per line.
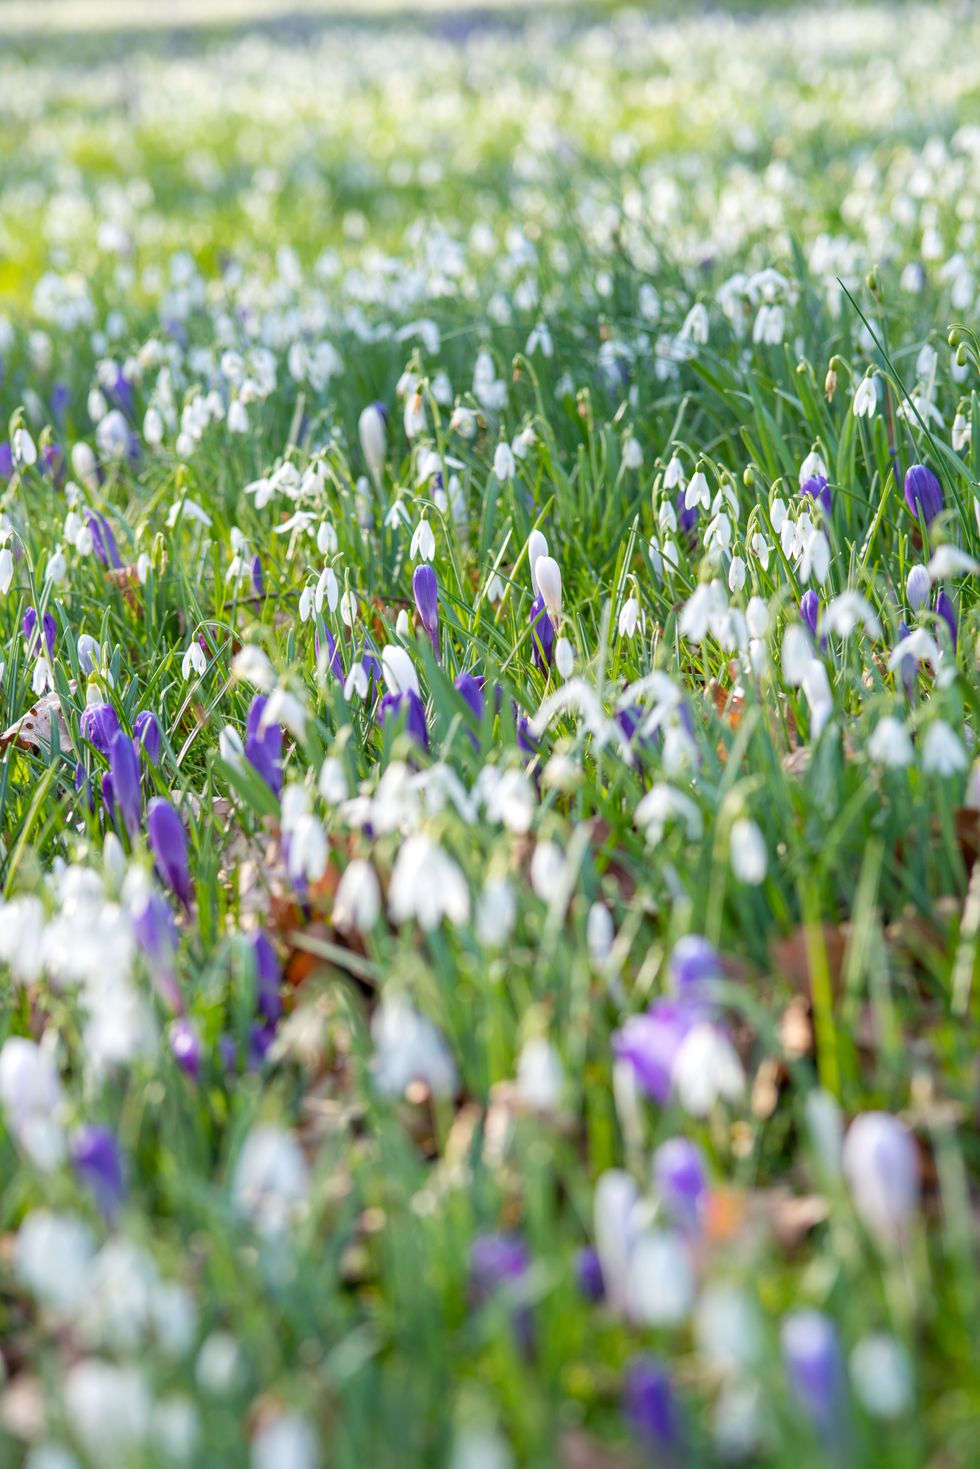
left=45, top=544, right=67, bottom=585
left=232, top=1123, right=309, bottom=1235
left=371, top=995, right=457, bottom=1098
left=623, top=435, right=643, bottom=470
left=853, top=375, right=877, bottom=418
left=381, top=644, right=420, bottom=697
left=63, top=1361, right=151, bottom=1465
left=672, top=1024, right=745, bottom=1116
left=728, top=554, right=746, bottom=592
left=0, top=544, right=13, bottom=595
left=181, top=641, right=206, bottom=679
left=389, top=834, right=469, bottom=928
left=593, top=1170, right=640, bottom=1314
left=887, top=626, right=940, bottom=673
left=927, top=546, right=979, bottom=579
left=529, top=840, right=568, bottom=904
left=315, top=566, right=339, bottom=614
left=252, top=1413, right=320, bottom=1469
left=684, top=470, right=710, bottom=511
left=0, top=1036, right=66, bottom=1169
left=227, top=398, right=248, bottom=434
left=358, top=403, right=387, bottom=485
left=922, top=721, right=967, bottom=776
left=798, top=525, right=830, bottom=584
left=410, top=517, right=436, bottom=562
left=868, top=717, right=914, bottom=768
left=730, top=818, right=766, bottom=883
left=619, top=596, right=641, bottom=638
left=781, top=624, right=813, bottom=686
left=493, top=441, right=516, bottom=481
left=515, top=1037, right=564, bottom=1110
left=824, top=592, right=881, bottom=639
left=849, top=1335, right=913, bottom=1420
left=333, top=859, right=381, bottom=933
left=555, top=634, right=574, bottom=677
left=634, top=785, right=702, bottom=845
left=16, top=1209, right=96, bottom=1315
left=842, top=1111, right=920, bottom=1245
left=535, top=555, right=562, bottom=624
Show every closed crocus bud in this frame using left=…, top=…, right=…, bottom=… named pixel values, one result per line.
left=800, top=589, right=820, bottom=639
left=316, top=623, right=344, bottom=681
left=133, top=710, right=162, bottom=765
left=470, top=1233, right=532, bottom=1354
left=652, top=1137, right=707, bottom=1229
left=781, top=1310, right=846, bottom=1447
left=71, top=1124, right=125, bottom=1218
left=529, top=594, right=555, bottom=671
left=612, top=999, right=696, bottom=1104
left=248, top=931, right=282, bottom=1024
left=535, top=554, right=562, bottom=624
left=23, top=607, right=56, bottom=660
left=454, top=672, right=485, bottom=728
left=87, top=510, right=122, bottom=569
left=842, top=1111, right=920, bottom=1245
left=378, top=689, right=428, bottom=749
left=131, top=889, right=181, bottom=1011
left=802, top=474, right=832, bottom=516
left=412, top=563, right=439, bottom=652
left=903, top=464, right=943, bottom=526
left=81, top=701, right=120, bottom=755
left=147, top=797, right=192, bottom=909
left=358, top=401, right=387, bottom=483
left=108, top=728, right=141, bottom=838
left=251, top=553, right=264, bottom=598
left=169, top=1018, right=201, bottom=1080
left=244, top=695, right=282, bottom=797
left=576, top=1245, right=605, bottom=1301
left=935, top=588, right=957, bottom=650
left=623, top=1357, right=683, bottom=1460
left=669, top=934, right=722, bottom=1000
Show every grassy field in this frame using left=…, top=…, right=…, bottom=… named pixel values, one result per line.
left=0, top=3, right=978, bottom=1467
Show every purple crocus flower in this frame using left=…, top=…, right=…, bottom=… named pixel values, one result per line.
left=71, top=1125, right=125, bottom=1218
left=802, top=474, right=832, bottom=516
left=0, top=442, right=13, bottom=480
left=360, top=649, right=383, bottom=696
left=23, top=608, right=56, bottom=660
left=652, top=1137, right=707, bottom=1230
left=131, top=889, right=181, bottom=1010
left=378, top=689, right=429, bottom=749
left=75, top=761, right=94, bottom=813
left=470, top=1233, right=533, bottom=1352
left=88, top=511, right=122, bottom=569
left=81, top=701, right=120, bottom=756
left=800, top=589, right=820, bottom=639
left=454, top=672, right=484, bottom=746
left=170, top=1018, right=202, bottom=1080
left=515, top=708, right=540, bottom=754
left=575, top=1246, right=605, bottom=1302
left=244, top=695, right=283, bottom=797
left=668, top=935, right=723, bottom=1001
left=251, top=554, right=264, bottom=598
left=133, top=710, right=162, bottom=765
left=109, top=728, right=142, bottom=838
left=896, top=620, right=917, bottom=701
left=42, top=443, right=65, bottom=487
left=677, top=492, right=698, bottom=536
left=623, top=1357, right=683, bottom=1460
left=412, top=564, right=439, bottom=653
left=935, top=589, right=957, bottom=650
left=101, top=771, right=114, bottom=820
left=903, top=464, right=943, bottom=527
left=781, top=1310, right=846, bottom=1448
left=147, top=797, right=192, bottom=908
left=248, top=931, right=283, bottom=1024
left=612, top=999, right=697, bottom=1105
left=530, top=594, right=554, bottom=671
left=316, top=624, right=344, bottom=681
left=51, top=382, right=71, bottom=424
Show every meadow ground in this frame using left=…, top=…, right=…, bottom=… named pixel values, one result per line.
left=0, top=2, right=978, bottom=1466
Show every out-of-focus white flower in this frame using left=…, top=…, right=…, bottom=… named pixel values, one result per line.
left=849, top=1335, right=913, bottom=1420
left=16, top=1210, right=96, bottom=1314
left=555, top=636, right=574, bottom=678
left=824, top=591, right=881, bottom=639
left=389, top=834, right=469, bottom=928
left=333, top=859, right=381, bottom=933
left=842, top=1111, right=920, bottom=1245
left=515, top=1037, right=564, bottom=1110
left=493, top=442, right=516, bottom=481
left=869, top=717, right=914, bottom=768
left=629, top=1229, right=696, bottom=1326
left=0, top=1035, right=66, bottom=1169
left=619, top=596, right=641, bottom=638
left=371, top=995, right=457, bottom=1099
left=381, top=645, right=419, bottom=697
left=530, top=840, right=567, bottom=902
left=927, top=546, right=979, bottom=579
left=730, top=818, right=766, bottom=883
left=906, top=563, right=931, bottom=611
left=410, top=518, right=435, bottom=562
left=476, top=876, right=516, bottom=949
left=922, top=720, right=967, bottom=776
left=232, top=1124, right=310, bottom=1235
left=252, top=1414, right=320, bottom=1469
left=672, top=1025, right=745, bottom=1116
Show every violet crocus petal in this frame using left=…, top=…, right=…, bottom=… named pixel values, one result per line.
left=244, top=695, right=283, bottom=796
left=0, top=442, right=13, bottom=480
left=903, top=464, right=943, bottom=527
left=652, top=1137, right=707, bottom=1228
left=378, top=689, right=429, bottom=749
left=935, top=589, right=957, bottom=651
left=470, top=1233, right=533, bottom=1353
left=249, top=931, right=282, bottom=1024
left=108, top=728, right=142, bottom=838
left=802, top=474, right=832, bottom=516
left=612, top=999, right=696, bottom=1104
left=131, top=890, right=181, bottom=1011
left=88, top=511, right=122, bottom=569
left=677, top=491, right=698, bottom=535
left=530, top=593, right=554, bottom=671
left=781, top=1310, right=846, bottom=1444
left=575, top=1246, right=605, bottom=1302
left=71, top=1125, right=125, bottom=1217
left=251, top=554, right=264, bottom=598
left=101, top=770, right=115, bottom=820
left=170, top=1018, right=201, bottom=1080
left=669, top=935, right=723, bottom=1000
left=623, top=1356, right=683, bottom=1457
left=81, top=701, right=120, bottom=756
left=800, top=589, right=820, bottom=639
left=412, top=563, right=439, bottom=649
left=896, top=620, right=917, bottom=701
left=147, top=796, right=192, bottom=908
left=316, top=623, right=344, bottom=681
left=133, top=710, right=162, bottom=765
left=454, top=672, right=484, bottom=743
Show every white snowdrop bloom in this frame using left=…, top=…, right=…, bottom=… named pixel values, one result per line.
left=922, top=721, right=967, bottom=776
left=629, top=1229, right=696, bottom=1326
left=485, top=767, right=535, bottom=834
left=16, top=1210, right=96, bottom=1314
left=661, top=537, right=679, bottom=570
left=358, top=404, right=386, bottom=486
left=0, top=545, right=13, bottom=595
left=0, top=1036, right=66, bottom=1170
left=824, top=592, right=882, bottom=639
left=705, top=511, right=732, bottom=556
left=803, top=657, right=834, bottom=738
left=196, top=1332, right=243, bottom=1396
left=635, top=784, right=702, bottom=845
left=530, top=840, right=567, bottom=902
left=730, top=818, right=767, bottom=884
left=623, top=435, right=643, bottom=470
left=684, top=469, right=710, bottom=510
left=45, top=544, right=67, bottom=585
left=219, top=726, right=244, bottom=768
left=672, top=1024, right=745, bottom=1117
left=410, top=517, right=435, bottom=562
left=952, top=413, right=970, bottom=453
left=586, top=902, right=615, bottom=967
left=143, top=405, right=164, bottom=447
left=842, top=1111, right=920, bottom=1244
left=82, top=974, right=157, bottom=1077
left=343, top=663, right=368, bottom=701
left=663, top=455, right=684, bottom=491
left=286, top=815, right=327, bottom=885
left=746, top=595, right=769, bottom=639
left=799, top=449, right=829, bottom=486
left=927, top=545, right=980, bottom=579
left=298, top=584, right=315, bottom=623
left=63, top=1361, right=151, bottom=1466
left=769, top=496, right=788, bottom=533
left=381, top=644, right=420, bottom=697
left=781, top=623, right=813, bottom=686
left=339, top=589, right=358, bottom=628
left=371, top=995, right=457, bottom=1099
left=695, top=1285, right=764, bottom=1376
left=728, top=555, right=746, bottom=592
left=0, top=895, right=45, bottom=983
left=333, top=859, right=381, bottom=933
left=72, top=441, right=99, bottom=492
left=151, top=1397, right=200, bottom=1465
left=262, top=687, right=307, bottom=741
left=751, top=531, right=771, bottom=570
left=13, top=424, right=37, bottom=466
left=618, top=596, right=641, bottom=638
left=849, top=1335, right=913, bottom=1420
left=906, top=563, right=932, bottom=611
left=485, top=572, right=504, bottom=604
left=395, top=607, right=411, bottom=638
left=798, top=526, right=831, bottom=584
left=515, top=1037, right=564, bottom=1111
left=318, top=757, right=348, bottom=805
left=493, top=441, right=516, bottom=481
left=96, top=408, right=131, bottom=460
left=181, top=641, right=206, bottom=680
left=887, top=627, right=941, bottom=672
left=535, top=555, right=562, bottom=623
left=555, top=635, right=575, bottom=678
left=32, top=655, right=53, bottom=696
left=869, top=717, right=914, bottom=768
left=315, top=566, right=339, bottom=615
left=316, top=521, right=338, bottom=556
left=853, top=375, right=877, bottom=418
left=252, top=1413, right=320, bottom=1469
left=753, top=302, right=785, bottom=345
left=227, top=398, right=249, bottom=434
left=476, top=875, right=516, bottom=949
left=593, top=1170, right=640, bottom=1315
left=136, top=552, right=150, bottom=584
left=389, top=834, right=469, bottom=929
left=679, top=579, right=728, bottom=644
left=681, top=302, right=709, bottom=344
left=232, top=1124, right=310, bottom=1235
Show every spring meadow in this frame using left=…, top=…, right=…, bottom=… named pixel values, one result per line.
left=0, top=0, right=978, bottom=1464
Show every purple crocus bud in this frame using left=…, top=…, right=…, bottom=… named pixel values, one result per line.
left=612, top=999, right=696, bottom=1104
left=133, top=710, right=162, bottom=765
left=251, top=554, right=264, bottom=598
left=244, top=695, right=282, bottom=797
left=378, top=689, right=429, bottom=749
left=108, top=368, right=135, bottom=418
left=623, top=1357, right=683, bottom=1460
left=51, top=381, right=71, bottom=424
left=170, top=1017, right=201, bottom=1080
left=248, top=931, right=282, bottom=1024
left=903, top=464, right=943, bottom=527
left=315, top=623, right=343, bottom=681
left=802, top=474, right=832, bottom=516
left=781, top=1310, right=846, bottom=1447
left=530, top=593, right=555, bottom=671
left=42, top=443, right=65, bottom=487
left=147, top=796, right=192, bottom=908
left=470, top=1233, right=533, bottom=1353
left=0, top=442, right=13, bottom=479
left=23, top=607, right=56, bottom=660
left=454, top=673, right=484, bottom=747
left=81, top=701, right=120, bottom=756
left=800, top=589, right=820, bottom=639
left=361, top=650, right=383, bottom=696
left=412, top=564, right=439, bottom=653
left=109, top=728, right=142, bottom=838
left=575, top=1246, right=605, bottom=1302
left=652, top=1137, right=707, bottom=1230
left=677, top=491, right=698, bottom=536
left=101, top=770, right=114, bottom=820
left=935, top=589, right=957, bottom=651
left=71, top=1125, right=125, bottom=1218
left=896, top=620, right=917, bottom=702
left=841, top=1111, right=920, bottom=1245
left=668, top=935, right=722, bottom=1000
left=515, top=709, right=539, bottom=754
left=75, top=761, right=94, bottom=813
left=88, top=511, right=122, bottom=569
left=131, top=889, right=181, bottom=1011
